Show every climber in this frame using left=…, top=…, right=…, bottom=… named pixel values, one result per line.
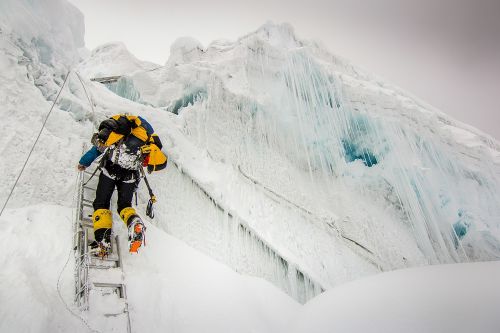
left=77, top=114, right=167, bottom=256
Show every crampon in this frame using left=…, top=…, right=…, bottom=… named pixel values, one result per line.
left=90, top=240, right=111, bottom=259
left=128, top=219, right=146, bottom=253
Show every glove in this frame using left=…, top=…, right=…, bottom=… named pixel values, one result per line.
left=77, top=164, right=86, bottom=171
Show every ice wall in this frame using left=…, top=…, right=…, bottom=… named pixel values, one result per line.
left=79, top=22, right=500, bottom=295
left=153, top=161, right=325, bottom=303
left=104, top=77, right=141, bottom=102
left=148, top=23, right=500, bottom=284
left=0, top=0, right=83, bottom=72
left=0, top=0, right=92, bottom=209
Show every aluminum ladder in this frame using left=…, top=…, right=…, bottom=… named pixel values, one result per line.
left=73, top=152, right=132, bottom=332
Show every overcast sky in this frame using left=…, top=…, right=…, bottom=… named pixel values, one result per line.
left=68, top=0, right=500, bottom=139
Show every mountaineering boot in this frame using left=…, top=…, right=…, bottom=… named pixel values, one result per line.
left=92, top=209, right=113, bottom=258
left=128, top=216, right=145, bottom=253
left=120, top=207, right=146, bottom=253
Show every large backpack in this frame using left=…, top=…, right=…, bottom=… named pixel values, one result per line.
left=98, top=114, right=167, bottom=172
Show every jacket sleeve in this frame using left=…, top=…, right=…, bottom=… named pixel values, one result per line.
left=79, top=146, right=102, bottom=167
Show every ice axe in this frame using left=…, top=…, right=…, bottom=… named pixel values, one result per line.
left=140, top=167, right=156, bottom=219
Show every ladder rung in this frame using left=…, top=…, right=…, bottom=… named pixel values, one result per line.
left=82, top=223, right=93, bottom=229
left=89, top=264, right=118, bottom=270
left=92, top=283, right=126, bottom=298
left=90, top=255, right=120, bottom=263
left=90, top=256, right=120, bottom=264
left=82, top=214, right=93, bottom=221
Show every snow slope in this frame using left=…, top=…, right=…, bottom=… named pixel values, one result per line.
left=290, top=261, right=500, bottom=333
left=0, top=204, right=298, bottom=333
left=0, top=205, right=87, bottom=333
left=3, top=207, right=497, bottom=333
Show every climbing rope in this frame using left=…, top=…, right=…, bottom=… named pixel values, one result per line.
left=74, top=71, right=96, bottom=116
left=0, top=70, right=71, bottom=218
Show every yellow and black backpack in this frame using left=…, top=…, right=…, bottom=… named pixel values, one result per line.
left=98, top=114, right=168, bottom=172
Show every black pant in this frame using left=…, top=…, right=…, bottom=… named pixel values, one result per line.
left=93, top=171, right=139, bottom=214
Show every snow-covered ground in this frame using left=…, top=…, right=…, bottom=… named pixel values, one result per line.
left=1, top=0, right=500, bottom=332
left=291, top=261, right=500, bottom=333
left=0, top=205, right=298, bottom=333
left=2, top=205, right=498, bottom=332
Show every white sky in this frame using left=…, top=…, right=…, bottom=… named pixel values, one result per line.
left=68, top=0, right=500, bottom=139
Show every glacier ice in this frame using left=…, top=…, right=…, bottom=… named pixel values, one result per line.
left=0, top=0, right=83, bottom=68
left=168, top=87, right=207, bottom=114
left=104, top=76, right=141, bottom=102
left=154, top=163, right=325, bottom=303
left=88, top=22, right=500, bottom=301
left=167, top=37, right=205, bottom=66
left=77, top=42, right=159, bottom=79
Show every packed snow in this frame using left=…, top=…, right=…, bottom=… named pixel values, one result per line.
left=1, top=0, right=500, bottom=332
left=290, top=261, right=500, bottom=333
left=0, top=205, right=298, bottom=333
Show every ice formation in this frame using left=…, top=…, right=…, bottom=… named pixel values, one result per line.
left=78, top=41, right=159, bottom=78
left=167, top=37, right=205, bottom=66
left=80, top=22, right=500, bottom=301
left=0, top=0, right=88, bottom=209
